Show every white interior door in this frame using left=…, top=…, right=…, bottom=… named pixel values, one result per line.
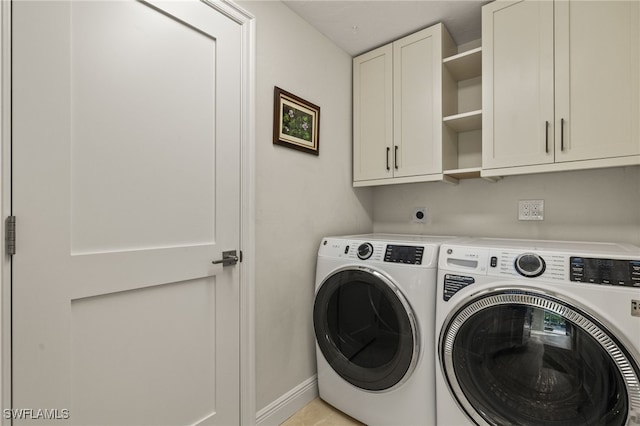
left=12, top=1, right=242, bottom=424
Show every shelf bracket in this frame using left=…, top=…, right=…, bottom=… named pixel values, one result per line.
left=482, top=176, right=503, bottom=183
left=441, top=175, right=459, bottom=185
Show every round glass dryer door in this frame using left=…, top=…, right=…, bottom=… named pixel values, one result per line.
left=439, top=289, right=640, bottom=426
left=313, top=267, right=419, bottom=391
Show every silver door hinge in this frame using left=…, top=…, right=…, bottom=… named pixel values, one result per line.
left=5, top=216, right=15, bottom=256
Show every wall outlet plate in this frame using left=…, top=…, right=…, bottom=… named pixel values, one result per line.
left=413, top=207, right=427, bottom=223
left=632, top=300, right=640, bottom=317
left=518, top=199, right=544, bottom=221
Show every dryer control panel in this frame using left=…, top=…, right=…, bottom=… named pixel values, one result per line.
left=384, top=245, right=425, bottom=264
left=570, top=257, right=640, bottom=287
left=318, top=237, right=438, bottom=268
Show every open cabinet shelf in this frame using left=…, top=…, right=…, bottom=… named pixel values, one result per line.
left=443, top=47, right=482, bottom=81
left=443, top=109, right=482, bottom=132
left=442, top=44, right=485, bottom=182
left=443, top=166, right=502, bottom=183
left=443, top=167, right=481, bottom=179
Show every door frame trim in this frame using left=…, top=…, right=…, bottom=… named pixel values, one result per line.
left=1, top=0, right=11, bottom=421
left=0, top=1, right=256, bottom=424
left=226, top=1, right=258, bottom=424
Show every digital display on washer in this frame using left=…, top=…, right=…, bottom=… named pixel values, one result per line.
left=570, top=257, right=640, bottom=287
left=384, top=245, right=424, bottom=264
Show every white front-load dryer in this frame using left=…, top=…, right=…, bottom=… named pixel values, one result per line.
left=435, top=238, right=640, bottom=426
left=314, top=234, right=458, bottom=426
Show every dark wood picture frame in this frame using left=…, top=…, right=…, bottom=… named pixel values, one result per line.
left=273, top=87, right=320, bottom=156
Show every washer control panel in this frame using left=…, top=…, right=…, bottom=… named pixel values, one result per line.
left=443, top=246, right=640, bottom=287
left=487, top=250, right=566, bottom=282
left=515, top=253, right=546, bottom=278
left=440, top=241, right=640, bottom=290
left=570, top=257, right=640, bottom=287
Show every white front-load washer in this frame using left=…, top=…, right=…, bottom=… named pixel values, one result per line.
left=314, top=234, right=458, bottom=426
left=435, top=238, right=640, bottom=426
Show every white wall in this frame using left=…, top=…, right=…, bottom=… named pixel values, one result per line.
left=373, top=166, right=640, bottom=246
left=237, top=0, right=373, bottom=417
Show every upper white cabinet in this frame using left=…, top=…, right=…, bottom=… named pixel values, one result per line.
left=482, top=0, right=640, bottom=176
left=353, top=24, right=457, bottom=186
left=482, top=0, right=554, bottom=170
left=353, top=44, right=393, bottom=183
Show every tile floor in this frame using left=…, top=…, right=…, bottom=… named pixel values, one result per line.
left=281, top=398, right=364, bottom=426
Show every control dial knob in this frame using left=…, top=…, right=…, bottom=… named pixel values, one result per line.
left=515, top=253, right=546, bottom=278
left=357, top=243, right=374, bottom=260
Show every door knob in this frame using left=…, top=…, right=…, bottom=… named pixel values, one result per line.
left=212, top=250, right=239, bottom=266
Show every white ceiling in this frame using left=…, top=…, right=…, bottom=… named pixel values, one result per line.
left=282, top=1, right=490, bottom=57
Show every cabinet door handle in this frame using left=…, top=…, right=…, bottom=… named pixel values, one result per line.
left=545, top=121, right=549, bottom=153
left=394, top=146, right=399, bottom=170
left=560, top=118, right=565, bottom=151
left=386, top=147, right=390, bottom=171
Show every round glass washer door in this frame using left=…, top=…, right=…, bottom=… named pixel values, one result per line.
left=439, top=289, right=640, bottom=426
left=313, top=267, right=419, bottom=391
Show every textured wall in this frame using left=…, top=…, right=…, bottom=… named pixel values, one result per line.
left=373, top=166, right=640, bottom=247
left=238, top=1, right=374, bottom=412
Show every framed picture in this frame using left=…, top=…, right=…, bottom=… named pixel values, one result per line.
left=273, top=87, right=320, bottom=156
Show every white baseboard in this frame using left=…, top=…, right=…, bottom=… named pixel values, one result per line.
left=256, top=375, right=318, bottom=426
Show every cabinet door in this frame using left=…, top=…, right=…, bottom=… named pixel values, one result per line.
left=353, top=45, right=393, bottom=182
left=482, top=0, right=555, bottom=169
left=393, top=26, right=443, bottom=177
left=555, top=0, right=640, bottom=162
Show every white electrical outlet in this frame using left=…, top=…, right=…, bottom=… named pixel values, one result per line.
left=518, top=200, right=544, bottom=221
left=413, top=207, right=427, bottom=223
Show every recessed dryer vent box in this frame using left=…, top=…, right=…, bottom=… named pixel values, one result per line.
left=413, top=207, right=427, bottom=223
